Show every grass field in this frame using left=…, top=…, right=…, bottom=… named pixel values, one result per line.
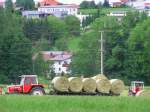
left=79, top=8, right=133, bottom=15
left=0, top=96, right=150, bottom=112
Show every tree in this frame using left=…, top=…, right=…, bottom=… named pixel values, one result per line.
left=16, top=0, right=35, bottom=10
left=34, top=53, right=50, bottom=77
left=0, top=9, right=32, bottom=83
left=71, top=31, right=100, bottom=76
left=91, top=16, right=126, bottom=79
left=46, top=16, right=68, bottom=44
left=103, top=0, right=110, bottom=7
left=23, top=19, right=50, bottom=41
left=89, top=1, right=97, bottom=8
left=55, top=37, right=69, bottom=50
left=97, top=1, right=102, bottom=8
left=80, top=1, right=97, bottom=9
left=23, top=16, right=67, bottom=45
left=64, top=16, right=80, bottom=36
left=127, top=19, right=150, bottom=84
left=80, top=1, right=90, bottom=9
left=81, top=9, right=102, bottom=28
left=5, top=0, right=13, bottom=11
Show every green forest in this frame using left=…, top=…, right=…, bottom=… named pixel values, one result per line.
left=0, top=0, right=150, bottom=84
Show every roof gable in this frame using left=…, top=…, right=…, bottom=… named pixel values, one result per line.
left=39, top=0, right=62, bottom=6
left=41, top=51, right=73, bottom=61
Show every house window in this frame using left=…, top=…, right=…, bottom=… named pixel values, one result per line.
left=64, top=61, right=67, bottom=64
left=59, top=68, right=61, bottom=71
left=59, top=61, right=61, bottom=65
left=31, top=77, right=37, bottom=84
left=62, top=61, right=69, bottom=67
left=25, top=78, right=30, bottom=85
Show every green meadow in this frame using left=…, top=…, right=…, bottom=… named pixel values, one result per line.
left=0, top=96, right=150, bottom=112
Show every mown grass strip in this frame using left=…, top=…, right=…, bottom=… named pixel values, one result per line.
left=0, top=96, right=150, bottom=112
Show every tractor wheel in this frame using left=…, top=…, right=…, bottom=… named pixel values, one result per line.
left=30, top=87, right=45, bottom=96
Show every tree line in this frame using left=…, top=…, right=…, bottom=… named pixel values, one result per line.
left=0, top=1, right=150, bottom=85
left=80, top=0, right=110, bottom=9
left=71, top=12, right=150, bottom=84
left=0, top=5, right=80, bottom=83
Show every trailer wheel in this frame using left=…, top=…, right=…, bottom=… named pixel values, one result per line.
left=30, top=87, right=45, bottom=96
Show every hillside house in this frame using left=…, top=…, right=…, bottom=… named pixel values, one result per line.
left=38, top=4, right=79, bottom=17
left=41, top=51, right=73, bottom=75
left=22, top=11, right=49, bottom=19
left=109, top=0, right=129, bottom=7
left=38, top=0, right=62, bottom=6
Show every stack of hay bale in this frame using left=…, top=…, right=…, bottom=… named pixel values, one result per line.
left=51, top=74, right=125, bottom=95
left=92, top=74, right=111, bottom=94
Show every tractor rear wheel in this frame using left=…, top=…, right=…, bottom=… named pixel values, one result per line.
left=30, top=87, right=45, bottom=96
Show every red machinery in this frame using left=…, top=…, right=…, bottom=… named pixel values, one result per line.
left=7, top=75, right=45, bottom=95
left=0, top=86, right=2, bottom=95
left=128, top=81, right=144, bottom=96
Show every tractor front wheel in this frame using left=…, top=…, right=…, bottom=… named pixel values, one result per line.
left=30, top=87, right=45, bottom=96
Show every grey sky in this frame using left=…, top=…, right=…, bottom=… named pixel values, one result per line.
left=58, top=0, right=101, bottom=4
left=33, top=0, right=102, bottom=4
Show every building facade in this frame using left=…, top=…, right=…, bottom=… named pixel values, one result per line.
left=22, top=11, right=48, bottom=19
left=38, top=4, right=79, bottom=17
left=41, top=51, right=72, bottom=75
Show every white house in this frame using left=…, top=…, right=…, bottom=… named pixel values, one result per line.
left=107, top=11, right=127, bottom=21
left=109, top=0, right=123, bottom=7
left=38, top=4, right=79, bottom=17
left=127, top=0, right=150, bottom=16
left=41, top=51, right=73, bottom=75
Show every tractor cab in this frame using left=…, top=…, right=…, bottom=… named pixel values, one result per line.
left=128, top=81, right=144, bottom=96
left=7, top=75, right=45, bottom=95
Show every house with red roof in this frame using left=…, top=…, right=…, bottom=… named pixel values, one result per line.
left=39, top=0, right=62, bottom=6
left=41, top=51, right=73, bottom=75
left=109, top=0, right=129, bottom=7
left=38, top=4, right=79, bottom=17
left=37, top=0, right=79, bottom=17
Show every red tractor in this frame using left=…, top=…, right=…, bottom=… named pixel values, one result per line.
left=7, top=75, right=45, bottom=95
left=128, top=81, right=144, bottom=96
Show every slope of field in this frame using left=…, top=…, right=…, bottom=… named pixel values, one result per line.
left=1, top=96, right=150, bottom=112
left=79, top=8, right=133, bottom=15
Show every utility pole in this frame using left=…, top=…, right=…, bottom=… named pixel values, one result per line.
left=99, top=31, right=104, bottom=75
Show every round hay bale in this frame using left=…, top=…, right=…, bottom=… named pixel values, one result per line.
left=110, top=79, right=125, bottom=95
left=68, top=77, right=83, bottom=93
left=52, top=77, right=69, bottom=92
left=92, top=74, right=108, bottom=80
left=82, top=78, right=96, bottom=93
left=136, top=91, right=150, bottom=97
left=96, top=79, right=111, bottom=93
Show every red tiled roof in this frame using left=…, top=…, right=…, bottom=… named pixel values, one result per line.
left=41, top=51, right=72, bottom=61
left=39, top=0, right=62, bottom=6
left=120, top=0, right=128, bottom=3
left=145, top=2, right=150, bottom=6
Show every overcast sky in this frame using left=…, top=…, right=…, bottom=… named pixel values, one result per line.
left=57, top=0, right=102, bottom=4
left=33, top=0, right=103, bottom=4
left=0, top=0, right=103, bottom=5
